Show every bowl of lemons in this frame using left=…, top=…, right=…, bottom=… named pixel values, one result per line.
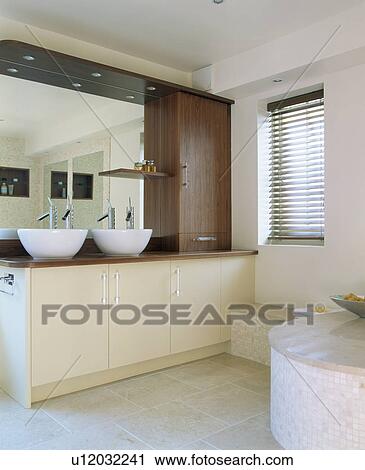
left=330, top=293, right=365, bottom=318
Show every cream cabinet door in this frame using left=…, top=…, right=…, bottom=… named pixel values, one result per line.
left=171, top=259, right=221, bottom=353
left=31, top=265, right=109, bottom=386
left=109, top=261, right=171, bottom=368
left=220, top=257, right=255, bottom=341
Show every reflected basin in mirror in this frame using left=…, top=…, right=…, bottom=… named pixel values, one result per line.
left=0, top=229, right=19, bottom=239
left=18, top=229, right=88, bottom=259
left=92, top=229, right=152, bottom=256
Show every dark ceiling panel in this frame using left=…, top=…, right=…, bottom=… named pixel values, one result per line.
left=0, top=40, right=234, bottom=106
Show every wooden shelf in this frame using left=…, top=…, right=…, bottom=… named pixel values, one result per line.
left=99, top=168, right=170, bottom=180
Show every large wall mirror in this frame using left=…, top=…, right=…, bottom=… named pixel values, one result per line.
left=0, top=72, right=144, bottom=236
left=0, top=40, right=224, bottom=243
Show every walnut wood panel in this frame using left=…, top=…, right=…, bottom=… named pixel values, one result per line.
left=159, top=94, right=181, bottom=250
left=77, top=238, right=101, bottom=255
left=0, top=239, right=28, bottom=258
left=0, top=238, right=103, bottom=258
left=0, top=237, right=167, bottom=258
left=144, top=94, right=180, bottom=249
left=143, top=92, right=231, bottom=252
left=178, top=233, right=231, bottom=252
left=178, top=93, right=231, bottom=236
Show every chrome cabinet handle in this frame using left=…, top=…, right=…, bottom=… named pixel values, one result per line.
left=101, top=272, right=107, bottom=305
left=175, top=267, right=181, bottom=297
left=114, top=271, right=120, bottom=304
left=193, top=235, right=217, bottom=242
left=182, top=162, right=189, bottom=187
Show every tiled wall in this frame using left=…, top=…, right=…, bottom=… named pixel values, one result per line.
left=0, top=137, right=42, bottom=228
left=271, top=348, right=365, bottom=449
left=231, top=319, right=271, bottom=365
left=230, top=306, right=287, bottom=366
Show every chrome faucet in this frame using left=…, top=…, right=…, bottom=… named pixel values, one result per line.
left=97, top=199, right=115, bottom=229
left=125, top=197, right=135, bottom=230
left=37, top=197, right=58, bottom=229
left=62, top=195, right=74, bottom=229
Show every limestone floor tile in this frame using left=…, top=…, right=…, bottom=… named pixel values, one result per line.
left=205, top=414, right=282, bottom=450
left=164, top=359, right=246, bottom=390
left=107, top=372, right=199, bottom=408
left=0, top=389, right=26, bottom=417
left=0, top=409, right=66, bottom=449
left=116, top=401, right=226, bottom=449
left=31, top=420, right=151, bottom=450
left=233, top=369, right=271, bottom=396
left=0, top=357, right=276, bottom=450
left=179, top=440, right=218, bottom=450
left=209, top=354, right=268, bottom=374
left=42, top=386, right=141, bottom=432
left=181, top=383, right=268, bottom=425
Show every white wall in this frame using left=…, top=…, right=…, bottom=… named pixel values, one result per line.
left=212, top=2, right=365, bottom=96
left=232, top=62, right=365, bottom=307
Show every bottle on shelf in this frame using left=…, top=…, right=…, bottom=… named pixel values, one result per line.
left=142, top=160, right=157, bottom=172
left=0, top=178, right=8, bottom=196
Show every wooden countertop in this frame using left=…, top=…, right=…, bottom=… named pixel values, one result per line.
left=0, top=249, right=258, bottom=268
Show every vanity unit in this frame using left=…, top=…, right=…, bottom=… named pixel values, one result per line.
left=0, top=42, right=257, bottom=408
left=0, top=251, right=256, bottom=407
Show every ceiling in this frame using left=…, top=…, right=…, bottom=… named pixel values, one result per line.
left=0, top=0, right=362, bottom=71
left=0, top=74, right=143, bottom=153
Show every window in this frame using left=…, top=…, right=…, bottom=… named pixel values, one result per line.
left=267, top=90, right=324, bottom=244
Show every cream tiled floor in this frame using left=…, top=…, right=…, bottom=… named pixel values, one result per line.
left=0, top=354, right=281, bottom=450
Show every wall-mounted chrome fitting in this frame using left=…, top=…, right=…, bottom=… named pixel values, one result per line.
left=0, top=273, right=15, bottom=296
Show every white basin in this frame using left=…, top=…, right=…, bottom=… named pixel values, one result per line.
left=92, top=229, right=152, bottom=256
left=17, top=229, right=88, bottom=259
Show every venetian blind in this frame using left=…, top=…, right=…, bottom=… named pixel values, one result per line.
left=267, top=90, right=324, bottom=243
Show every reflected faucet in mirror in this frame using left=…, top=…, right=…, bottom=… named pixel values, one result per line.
left=97, top=199, right=116, bottom=229
left=126, top=197, right=135, bottom=230
left=62, top=196, right=74, bottom=229
left=37, top=197, right=58, bottom=229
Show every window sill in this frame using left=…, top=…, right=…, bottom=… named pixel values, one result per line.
left=259, top=241, right=325, bottom=248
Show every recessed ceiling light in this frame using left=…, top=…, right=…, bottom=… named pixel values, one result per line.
left=91, top=72, right=102, bottom=78
left=273, top=78, right=283, bottom=83
left=146, top=86, right=156, bottom=91
left=126, top=95, right=135, bottom=100
left=72, top=83, right=82, bottom=88
left=22, top=55, right=35, bottom=61
left=7, top=68, right=18, bottom=73
left=213, top=0, right=224, bottom=4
